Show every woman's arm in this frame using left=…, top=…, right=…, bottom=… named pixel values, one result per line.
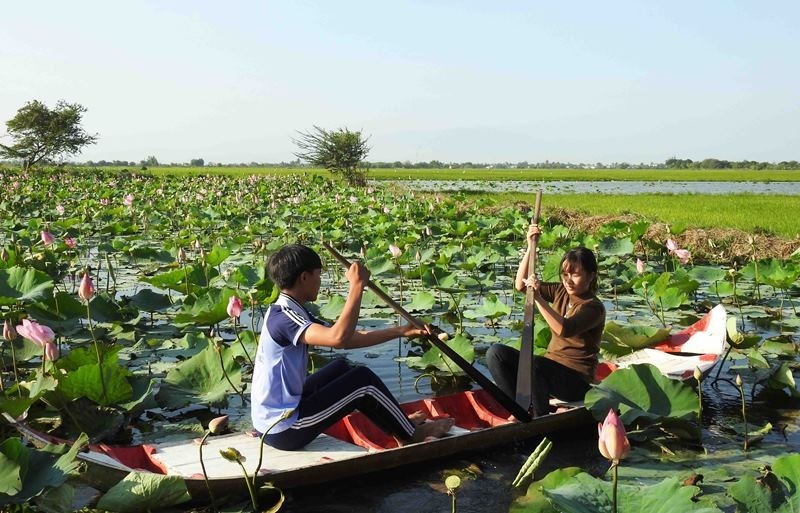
left=515, top=224, right=540, bottom=292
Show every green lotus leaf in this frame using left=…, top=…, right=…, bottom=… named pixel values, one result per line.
left=174, top=287, right=236, bottom=326
left=598, top=236, right=634, bottom=256
left=0, top=267, right=54, bottom=305
left=585, top=364, right=699, bottom=436
left=462, top=295, right=511, bottom=320
left=726, top=317, right=761, bottom=349
left=126, top=246, right=174, bottom=263
left=205, top=245, right=231, bottom=267
left=601, top=322, right=671, bottom=355
left=319, top=294, right=346, bottom=319
left=155, top=338, right=242, bottom=409
left=57, top=363, right=133, bottom=406
left=404, top=333, right=474, bottom=373
left=510, top=467, right=584, bottom=513
left=126, top=288, right=172, bottom=312
left=96, top=472, right=191, bottom=513
left=405, top=291, right=436, bottom=312
left=729, top=453, right=800, bottom=513
left=544, top=473, right=722, bottom=513
left=141, top=265, right=217, bottom=293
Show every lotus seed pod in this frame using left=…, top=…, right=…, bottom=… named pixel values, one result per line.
left=445, top=475, right=461, bottom=492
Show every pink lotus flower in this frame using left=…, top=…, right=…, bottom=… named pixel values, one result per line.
left=123, top=194, right=134, bottom=206
left=598, top=408, right=630, bottom=463
left=78, top=272, right=95, bottom=301
left=3, top=319, right=17, bottom=341
left=64, top=237, right=77, bottom=249
left=227, top=296, right=243, bottom=318
left=56, top=205, right=65, bottom=216
left=388, top=244, right=402, bottom=258
left=44, top=341, right=58, bottom=361
left=16, top=319, right=55, bottom=347
left=636, top=258, right=646, bottom=274
left=41, top=231, right=55, bottom=247
left=666, top=239, right=678, bottom=252
left=674, top=249, right=692, bottom=265
left=100, top=198, right=110, bottom=206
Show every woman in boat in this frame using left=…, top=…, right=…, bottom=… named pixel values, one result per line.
left=486, top=224, right=605, bottom=417
left=252, top=243, right=454, bottom=450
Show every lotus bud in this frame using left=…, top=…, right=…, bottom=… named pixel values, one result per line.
left=360, top=246, right=366, bottom=258
left=3, top=319, right=17, bottom=341
left=425, top=226, right=432, bottom=237
left=219, top=447, right=245, bottom=463
left=44, top=341, right=58, bottom=361
left=389, top=244, right=402, bottom=258
left=227, top=296, right=243, bottom=318
left=0, top=247, right=8, bottom=262
left=636, top=258, right=646, bottom=274
left=177, top=247, right=187, bottom=263
left=415, top=251, right=421, bottom=262
left=78, top=272, right=95, bottom=301
left=194, top=239, right=201, bottom=250
left=437, top=332, right=450, bottom=342
left=597, top=408, right=630, bottom=463
left=208, top=415, right=229, bottom=435
left=41, top=230, right=55, bottom=247
left=736, top=374, right=743, bottom=387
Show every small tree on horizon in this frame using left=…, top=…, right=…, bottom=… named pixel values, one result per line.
left=0, top=99, right=98, bottom=171
left=293, top=125, right=371, bottom=186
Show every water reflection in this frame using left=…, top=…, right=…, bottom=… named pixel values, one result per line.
left=382, top=180, right=800, bottom=195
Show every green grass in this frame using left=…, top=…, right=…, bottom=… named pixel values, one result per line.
left=54, top=166, right=800, bottom=182
left=472, top=192, right=800, bottom=239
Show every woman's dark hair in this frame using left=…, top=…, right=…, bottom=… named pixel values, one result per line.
left=560, top=247, right=599, bottom=293
left=268, top=244, right=323, bottom=289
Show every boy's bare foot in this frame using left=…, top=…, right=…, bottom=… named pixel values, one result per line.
left=408, top=410, right=428, bottom=426
left=407, top=417, right=455, bottom=444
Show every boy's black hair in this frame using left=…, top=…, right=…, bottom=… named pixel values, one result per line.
left=560, top=247, right=599, bottom=293
left=268, top=244, right=323, bottom=289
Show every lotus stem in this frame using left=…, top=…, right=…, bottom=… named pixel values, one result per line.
left=253, top=410, right=294, bottom=488
left=236, top=459, right=258, bottom=511
left=233, top=319, right=253, bottom=366
left=215, top=342, right=247, bottom=405
left=198, top=431, right=218, bottom=512
left=86, top=303, right=107, bottom=403
left=9, top=336, right=21, bottom=397
left=736, top=375, right=748, bottom=451
left=611, top=463, right=619, bottom=513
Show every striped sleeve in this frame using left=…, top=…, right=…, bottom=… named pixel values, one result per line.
left=266, top=306, right=312, bottom=347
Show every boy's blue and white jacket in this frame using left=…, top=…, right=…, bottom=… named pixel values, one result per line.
left=251, top=292, right=327, bottom=434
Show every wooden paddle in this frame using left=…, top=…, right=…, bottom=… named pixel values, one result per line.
left=515, top=190, right=543, bottom=412
left=322, top=241, right=532, bottom=423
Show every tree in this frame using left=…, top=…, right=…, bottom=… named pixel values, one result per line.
left=190, top=158, right=205, bottom=167
left=0, top=100, right=97, bottom=170
left=293, top=126, right=371, bottom=186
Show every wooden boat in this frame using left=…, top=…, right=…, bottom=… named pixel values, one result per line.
left=9, top=305, right=727, bottom=501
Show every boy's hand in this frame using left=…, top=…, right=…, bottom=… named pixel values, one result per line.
left=399, top=322, right=430, bottom=339
left=346, top=261, right=370, bottom=290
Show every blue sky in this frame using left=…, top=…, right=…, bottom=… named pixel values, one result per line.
left=2, top=1, right=798, bottom=164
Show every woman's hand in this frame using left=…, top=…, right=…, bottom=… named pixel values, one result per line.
left=526, top=223, right=541, bottom=247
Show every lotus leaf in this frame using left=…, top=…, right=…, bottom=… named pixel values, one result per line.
left=0, top=267, right=54, bottom=305
left=58, top=363, right=133, bottom=406
left=126, top=288, right=172, bottom=312
left=729, top=453, right=800, bottom=512
left=403, top=332, right=474, bottom=373
left=585, top=364, right=699, bottom=435
left=601, top=322, right=672, bottom=356
left=544, top=473, right=722, bottom=513
left=405, top=291, right=436, bottom=312
left=156, top=338, right=243, bottom=409
left=96, top=472, right=191, bottom=513
left=462, top=295, right=511, bottom=321
left=174, top=287, right=237, bottom=326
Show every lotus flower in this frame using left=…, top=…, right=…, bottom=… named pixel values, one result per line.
left=78, top=272, right=95, bottom=301
left=208, top=415, right=229, bottom=435
left=666, top=239, right=678, bottom=252
left=16, top=319, right=55, bottom=347
left=64, top=237, right=77, bottom=249
left=219, top=447, right=245, bottom=463
left=3, top=319, right=17, bottom=341
left=636, top=258, right=646, bottom=274
left=389, top=244, right=402, bottom=258
left=56, top=204, right=65, bottom=215
left=227, top=296, right=243, bottom=318
left=41, top=230, right=55, bottom=247
left=674, top=248, right=692, bottom=264
left=44, top=341, right=58, bottom=361
left=597, top=409, right=630, bottom=463
left=123, top=193, right=134, bottom=206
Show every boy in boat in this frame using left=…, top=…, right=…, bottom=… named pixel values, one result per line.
left=486, top=224, right=605, bottom=417
left=251, top=243, right=454, bottom=450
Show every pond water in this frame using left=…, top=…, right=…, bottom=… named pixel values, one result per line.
left=382, top=180, right=800, bottom=195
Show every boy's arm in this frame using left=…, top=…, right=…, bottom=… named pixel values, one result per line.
left=301, top=262, right=368, bottom=348
left=343, top=324, right=428, bottom=349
